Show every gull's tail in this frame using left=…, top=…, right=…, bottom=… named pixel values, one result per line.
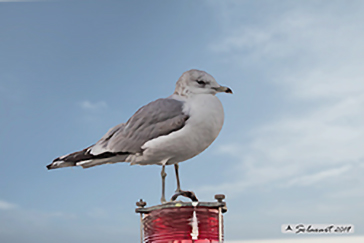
left=47, top=145, right=129, bottom=170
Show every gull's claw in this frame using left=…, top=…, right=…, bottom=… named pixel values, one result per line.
left=171, top=190, right=198, bottom=202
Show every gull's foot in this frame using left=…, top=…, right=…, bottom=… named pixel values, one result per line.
left=171, top=190, right=198, bottom=202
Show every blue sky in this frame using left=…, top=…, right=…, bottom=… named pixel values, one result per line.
left=1, top=0, right=364, bottom=242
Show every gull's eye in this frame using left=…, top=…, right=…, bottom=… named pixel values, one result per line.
left=196, top=80, right=206, bottom=85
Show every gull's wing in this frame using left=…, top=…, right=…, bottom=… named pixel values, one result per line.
left=47, top=98, right=189, bottom=169
left=91, top=98, right=189, bottom=155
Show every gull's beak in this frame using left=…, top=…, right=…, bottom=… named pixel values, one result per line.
left=214, top=85, right=233, bottom=94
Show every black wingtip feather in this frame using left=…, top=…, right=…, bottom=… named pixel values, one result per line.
left=47, top=149, right=130, bottom=170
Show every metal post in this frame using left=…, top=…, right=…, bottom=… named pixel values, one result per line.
left=215, top=194, right=225, bottom=243
left=136, top=199, right=147, bottom=243
left=218, top=206, right=222, bottom=242
left=139, top=213, right=143, bottom=243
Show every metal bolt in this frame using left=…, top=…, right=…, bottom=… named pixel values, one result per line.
left=136, top=199, right=146, bottom=208
left=214, top=194, right=225, bottom=202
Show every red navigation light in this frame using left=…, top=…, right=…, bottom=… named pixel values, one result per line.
left=136, top=199, right=227, bottom=243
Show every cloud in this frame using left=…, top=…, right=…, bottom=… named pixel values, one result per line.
left=209, top=1, right=364, bottom=62
left=0, top=200, right=17, bottom=210
left=201, top=1, right=364, bottom=198
left=79, top=100, right=108, bottom=111
left=202, top=88, right=364, bottom=197
left=285, top=165, right=352, bottom=187
left=205, top=91, right=364, bottom=195
left=0, top=204, right=77, bottom=226
left=0, top=201, right=135, bottom=243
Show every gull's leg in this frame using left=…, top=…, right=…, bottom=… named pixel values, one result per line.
left=174, top=163, right=181, bottom=192
left=170, top=163, right=198, bottom=202
left=161, top=165, right=167, bottom=203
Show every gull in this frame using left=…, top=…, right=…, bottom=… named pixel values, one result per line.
left=47, top=69, right=232, bottom=203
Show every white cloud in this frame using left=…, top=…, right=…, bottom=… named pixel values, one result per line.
left=79, top=100, right=108, bottom=111
left=202, top=92, right=364, bottom=195
left=214, top=90, right=364, bottom=195
left=285, top=165, right=352, bottom=187
left=202, top=1, right=364, bottom=198
left=209, top=1, right=364, bottom=63
left=0, top=204, right=132, bottom=243
left=0, top=200, right=17, bottom=210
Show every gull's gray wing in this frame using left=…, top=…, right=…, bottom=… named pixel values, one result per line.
left=47, top=98, right=189, bottom=169
left=90, top=98, right=189, bottom=155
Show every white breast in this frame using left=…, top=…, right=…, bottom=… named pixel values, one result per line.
left=133, top=94, right=225, bottom=166
left=183, top=94, right=225, bottom=149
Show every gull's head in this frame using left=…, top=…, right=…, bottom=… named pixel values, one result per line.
left=174, top=69, right=232, bottom=96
